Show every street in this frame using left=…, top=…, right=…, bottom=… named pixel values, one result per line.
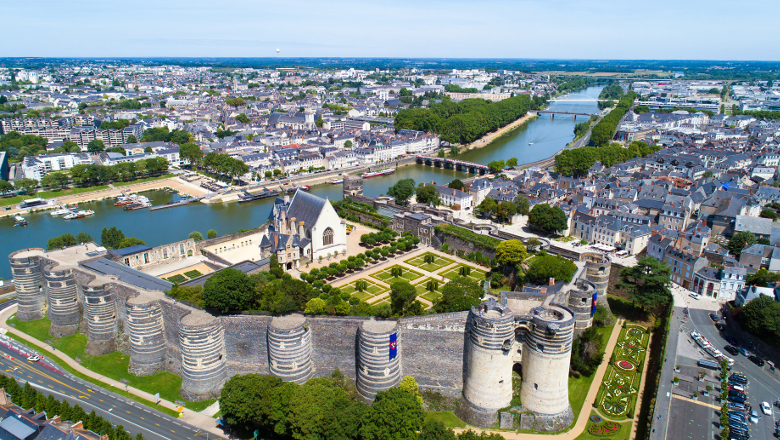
left=0, top=300, right=221, bottom=440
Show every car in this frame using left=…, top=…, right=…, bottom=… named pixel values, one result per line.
left=737, top=347, right=750, bottom=356
left=730, top=384, right=745, bottom=392
left=689, top=293, right=700, bottom=299
left=730, top=373, right=748, bottom=383
left=749, top=355, right=765, bottom=367
left=730, top=410, right=747, bottom=418
left=730, top=418, right=748, bottom=428
left=725, top=345, right=740, bottom=356
left=716, top=323, right=727, bottom=331
left=730, top=390, right=747, bottom=398
left=725, top=335, right=739, bottom=345
left=710, top=312, right=720, bottom=322
left=729, top=396, right=746, bottom=404
left=26, top=356, right=40, bottom=362
left=730, top=402, right=746, bottom=411
left=750, top=410, right=760, bottom=423
left=762, top=401, right=772, bottom=415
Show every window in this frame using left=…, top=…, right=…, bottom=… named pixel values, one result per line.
left=143, top=253, right=149, bottom=264
left=163, top=248, right=168, bottom=259
left=323, top=227, right=334, bottom=246
left=180, top=244, right=185, bottom=255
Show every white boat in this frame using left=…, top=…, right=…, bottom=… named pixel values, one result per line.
left=64, top=209, right=94, bottom=220
left=331, top=179, right=343, bottom=184
left=50, top=208, right=72, bottom=217
left=528, top=142, right=534, bottom=145
left=14, top=215, right=27, bottom=226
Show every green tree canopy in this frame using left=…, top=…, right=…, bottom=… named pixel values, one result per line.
left=387, top=178, right=416, bottom=205
left=359, top=387, right=425, bottom=440
left=495, top=240, right=527, bottom=268
left=528, top=203, right=568, bottom=234
left=618, top=256, right=672, bottom=314
left=514, top=195, right=530, bottom=216
left=189, top=231, right=204, bottom=241
left=728, top=231, right=757, bottom=256
left=739, top=295, right=780, bottom=339
left=76, top=232, right=94, bottom=244
left=101, top=226, right=125, bottom=249
left=87, top=139, right=106, bottom=153
left=416, top=185, right=440, bottom=206
left=448, top=179, right=464, bottom=190
left=117, top=237, right=146, bottom=249
left=390, top=280, right=417, bottom=316
left=202, top=268, right=255, bottom=313
left=48, top=233, right=77, bottom=250
left=14, top=178, right=38, bottom=194
left=434, top=276, right=484, bottom=313
left=207, top=229, right=218, bottom=239
left=526, top=254, right=577, bottom=284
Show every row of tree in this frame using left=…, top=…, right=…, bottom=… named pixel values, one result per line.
left=219, top=372, right=503, bottom=440
left=554, top=141, right=661, bottom=177
left=589, top=91, right=637, bottom=146
left=0, top=375, right=144, bottom=440
left=394, top=94, right=546, bottom=144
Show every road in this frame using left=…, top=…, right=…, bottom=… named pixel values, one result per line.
left=681, top=305, right=780, bottom=440
left=0, top=300, right=221, bottom=440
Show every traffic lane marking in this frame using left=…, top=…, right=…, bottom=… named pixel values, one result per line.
left=1, top=356, right=89, bottom=396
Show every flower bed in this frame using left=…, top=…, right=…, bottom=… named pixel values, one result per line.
left=588, top=420, right=622, bottom=437
left=596, top=325, right=649, bottom=419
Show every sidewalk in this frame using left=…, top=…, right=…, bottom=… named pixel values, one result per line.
left=453, top=318, right=625, bottom=440
left=0, top=304, right=224, bottom=437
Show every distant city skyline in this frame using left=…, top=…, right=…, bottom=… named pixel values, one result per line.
left=3, top=0, right=780, bottom=60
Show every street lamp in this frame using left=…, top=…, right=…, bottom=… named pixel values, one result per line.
left=108, top=408, right=113, bottom=426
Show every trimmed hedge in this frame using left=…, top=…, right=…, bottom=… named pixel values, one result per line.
left=434, top=224, right=501, bottom=250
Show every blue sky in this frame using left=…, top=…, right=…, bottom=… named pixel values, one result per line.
left=3, top=0, right=778, bottom=60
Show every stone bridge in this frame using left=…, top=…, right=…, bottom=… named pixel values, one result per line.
left=416, top=155, right=489, bottom=175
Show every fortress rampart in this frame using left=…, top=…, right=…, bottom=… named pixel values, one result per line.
left=8, top=245, right=610, bottom=429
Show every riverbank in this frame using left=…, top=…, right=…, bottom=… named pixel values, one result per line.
left=1, top=176, right=208, bottom=218
left=461, top=113, right=538, bottom=152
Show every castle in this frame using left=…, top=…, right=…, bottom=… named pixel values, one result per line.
left=8, top=240, right=611, bottom=430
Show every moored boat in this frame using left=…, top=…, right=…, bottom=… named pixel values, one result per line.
left=14, top=215, right=27, bottom=226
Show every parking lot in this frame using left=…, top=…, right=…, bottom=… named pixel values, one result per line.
left=667, top=290, right=780, bottom=440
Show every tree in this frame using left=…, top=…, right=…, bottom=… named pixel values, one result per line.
left=528, top=203, right=568, bottom=234
left=203, top=268, right=255, bottom=312
left=390, top=280, right=417, bottom=316
left=388, top=178, right=416, bottom=205
left=487, top=160, right=505, bottom=173
left=416, top=185, right=440, bottom=206
left=344, top=140, right=353, bottom=149
left=618, top=257, right=672, bottom=314
left=101, top=226, right=125, bottom=249
left=526, top=254, right=577, bottom=284
left=398, top=376, right=424, bottom=407
left=435, top=276, right=484, bottom=313
left=496, top=201, right=516, bottom=222
left=747, top=268, right=780, bottom=287
left=739, top=295, right=780, bottom=339
left=0, top=180, right=14, bottom=194
left=235, top=113, right=251, bottom=124
left=87, top=139, right=106, bottom=153
left=702, top=170, right=714, bottom=178
left=507, top=157, right=518, bottom=168
left=220, top=373, right=284, bottom=429
left=126, top=134, right=137, bottom=143
left=207, top=229, right=218, bottom=239
left=188, top=230, right=205, bottom=241
left=760, top=209, right=778, bottom=221
left=359, top=387, right=425, bottom=440
left=107, top=146, right=127, bottom=155
left=315, top=115, right=324, bottom=128
left=728, top=231, right=757, bottom=256
left=144, top=146, right=153, bottom=153
left=40, top=172, right=69, bottom=189
left=448, top=179, right=464, bottom=191
left=76, top=232, right=94, bottom=244
left=14, top=178, right=38, bottom=194
left=514, top=195, right=530, bottom=216
left=496, top=240, right=527, bottom=268
left=117, top=237, right=146, bottom=249
left=48, top=233, right=77, bottom=250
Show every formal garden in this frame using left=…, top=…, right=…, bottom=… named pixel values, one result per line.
left=339, top=278, right=389, bottom=302
left=404, top=252, right=455, bottom=273
left=594, top=325, right=648, bottom=420
left=370, top=264, right=425, bottom=284
left=438, top=263, right=487, bottom=284
left=575, top=413, right=629, bottom=440
left=413, top=277, right=447, bottom=303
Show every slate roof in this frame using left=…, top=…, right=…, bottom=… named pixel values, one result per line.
left=286, top=190, right=327, bottom=228
left=113, top=245, right=152, bottom=256
left=80, top=259, right=172, bottom=291
left=735, top=215, right=773, bottom=236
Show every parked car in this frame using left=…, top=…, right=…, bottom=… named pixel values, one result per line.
left=729, top=396, right=746, bottom=404
left=737, top=347, right=750, bottom=356
left=26, top=356, right=40, bottom=362
left=750, top=410, right=760, bottom=423
left=725, top=335, right=739, bottom=345
left=716, top=323, right=727, bottom=331
left=725, top=346, right=740, bottom=356
left=710, top=312, right=720, bottom=322
left=689, top=293, right=700, bottom=299
left=730, top=373, right=748, bottom=383
left=749, top=355, right=765, bottom=367
left=730, top=384, right=745, bottom=392
left=729, top=402, right=747, bottom=411
left=730, top=390, right=747, bottom=398
left=762, top=401, right=772, bottom=415
left=730, top=410, right=747, bottom=419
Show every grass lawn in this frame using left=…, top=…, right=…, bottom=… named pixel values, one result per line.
left=438, top=263, right=487, bottom=283
left=340, top=278, right=388, bottom=303
left=574, top=411, right=631, bottom=440
left=370, top=265, right=424, bottom=284
left=8, top=316, right=208, bottom=410
left=167, top=274, right=187, bottom=283
left=413, top=277, right=446, bottom=305
left=37, top=185, right=110, bottom=199
left=0, top=195, right=25, bottom=207
left=113, top=173, right=174, bottom=187
left=184, top=269, right=202, bottom=278
left=369, top=298, right=390, bottom=306
left=420, top=291, right=442, bottom=303
left=425, top=411, right=467, bottom=429
left=404, top=252, right=455, bottom=273
left=569, top=321, right=617, bottom=421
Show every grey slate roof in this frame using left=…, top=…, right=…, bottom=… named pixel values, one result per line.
left=735, top=215, right=773, bottom=235
left=80, top=259, right=172, bottom=291
left=286, top=190, right=327, bottom=228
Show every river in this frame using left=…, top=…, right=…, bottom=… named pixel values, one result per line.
left=0, top=86, right=603, bottom=280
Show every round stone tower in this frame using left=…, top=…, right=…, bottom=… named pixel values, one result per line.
left=9, top=250, right=46, bottom=321
left=43, top=266, right=81, bottom=337
left=567, top=279, right=597, bottom=329
left=267, top=314, right=313, bottom=384
left=83, top=284, right=117, bottom=356
left=519, top=305, right=575, bottom=431
left=179, top=312, right=227, bottom=400
left=343, top=174, right=363, bottom=198
left=126, top=296, right=166, bottom=376
left=356, top=319, right=401, bottom=400
left=458, top=299, right=516, bottom=426
left=584, top=253, right=612, bottom=313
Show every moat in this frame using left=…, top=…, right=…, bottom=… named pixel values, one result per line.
left=0, top=86, right=603, bottom=280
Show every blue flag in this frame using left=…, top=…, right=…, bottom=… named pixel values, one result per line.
left=591, top=292, right=598, bottom=316
left=389, top=332, right=397, bottom=360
